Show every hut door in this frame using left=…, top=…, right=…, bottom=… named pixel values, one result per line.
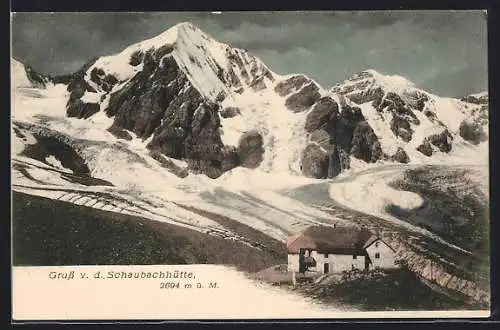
left=323, top=263, right=329, bottom=274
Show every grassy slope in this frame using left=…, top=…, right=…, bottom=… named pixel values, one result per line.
left=388, top=165, right=489, bottom=286
left=12, top=191, right=286, bottom=271
left=294, top=268, right=486, bottom=311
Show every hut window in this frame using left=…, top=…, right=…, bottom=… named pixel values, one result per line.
left=375, top=241, right=379, bottom=247
left=375, top=252, right=380, bottom=259
left=324, top=253, right=329, bottom=258
left=352, top=254, right=357, bottom=259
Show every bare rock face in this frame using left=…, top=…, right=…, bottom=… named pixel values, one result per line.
left=300, top=143, right=350, bottom=179
left=427, top=129, right=453, bottom=153
left=250, top=76, right=267, bottom=92
left=416, top=139, right=433, bottom=157
left=377, top=93, right=420, bottom=143
left=461, top=94, right=488, bottom=105
left=224, top=47, right=274, bottom=93
left=129, top=50, right=144, bottom=66
left=300, top=144, right=329, bottom=178
left=330, top=104, right=366, bottom=152
left=331, top=71, right=385, bottom=105
left=187, top=159, right=224, bottom=179
left=67, top=99, right=100, bottom=119
left=351, top=86, right=385, bottom=106
left=64, top=58, right=102, bottom=119
left=327, top=146, right=351, bottom=178
left=309, top=129, right=332, bottom=150
left=302, top=98, right=381, bottom=178
left=89, top=67, right=119, bottom=92
left=390, top=115, right=413, bottom=142
left=391, top=147, right=410, bottom=163
left=305, top=96, right=339, bottom=133
left=350, top=121, right=382, bottom=163
left=237, top=130, right=264, bottom=169
left=107, top=123, right=133, bottom=141
left=221, top=145, right=241, bottom=172
left=405, top=90, right=429, bottom=111
left=274, top=75, right=311, bottom=97
left=424, top=109, right=439, bottom=122
left=326, top=103, right=381, bottom=164
left=102, top=53, right=228, bottom=178
left=284, top=83, right=321, bottom=113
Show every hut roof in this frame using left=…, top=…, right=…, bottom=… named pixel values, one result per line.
left=286, top=226, right=378, bottom=254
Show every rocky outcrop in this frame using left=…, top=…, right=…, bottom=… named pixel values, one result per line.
left=89, top=67, right=119, bottom=92
left=309, top=129, right=332, bottom=150
left=107, top=124, right=133, bottom=141
left=459, top=120, right=487, bottom=145
left=416, top=139, right=433, bottom=157
left=129, top=50, right=144, bottom=66
left=333, top=71, right=432, bottom=147
left=350, top=86, right=385, bottom=106
left=63, top=58, right=102, bottom=119
left=331, top=71, right=385, bottom=105
left=220, top=107, right=241, bottom=119
left=350, top=122, right=382, bottom=163
left=101, top=52, right=228, bottom=178
left=461, top=93, right=488, bottom=105
left=328, top=146, right=351, bottom=178
left=390, top=115, right=413, bottom=142
left=274, top=75, right=322, bottom=112
left=67, top=99, right=100, bottom=119
left=405, top=90, right=429, bottom=111
left=391, top=147, right=410, bottom=164
left=428, top=129, right=453, bottom=153
left=305, top=97, right=339, bottom=133
left=250, top=76, right=267, bottom=92
left=300, top=143, right=351, bottom=179
left=301, top=97, right=381, bottom=178
left=237, top=130, right=264, bottom=169
left=377, top=93, right=420, bottom=143
left=274, top=75, right=310, bottom=97
left=225, top=47, right=274, bottom=92
left=300, top=144, right=329, bottom=179
left=284, top=82, right=321, bottom=113
left=221, top=145, right=240, bottom=172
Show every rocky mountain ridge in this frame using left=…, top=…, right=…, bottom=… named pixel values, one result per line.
left=11, top=22, right=489, bottom=180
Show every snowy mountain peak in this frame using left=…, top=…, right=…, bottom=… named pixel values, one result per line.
left=87, top=22, right=276, bottom=102
left=462, top=91, right=488, bottom=105
left=12, top=21, right=488, bottom=182
left=364, top=69, right=416, bottom=92
left=332, top=69, right=418, bottom=100
left=11, top=58, right=48, bottom=89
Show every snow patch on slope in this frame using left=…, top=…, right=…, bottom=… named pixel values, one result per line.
left=363, top=69, right=417, bottom=95
left=219, top=76, right=310, bottom=175
left=11, top=58, right=32, bottom=89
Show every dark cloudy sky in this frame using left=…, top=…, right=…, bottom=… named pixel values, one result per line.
left=11, top=11, right=488, bottom=97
